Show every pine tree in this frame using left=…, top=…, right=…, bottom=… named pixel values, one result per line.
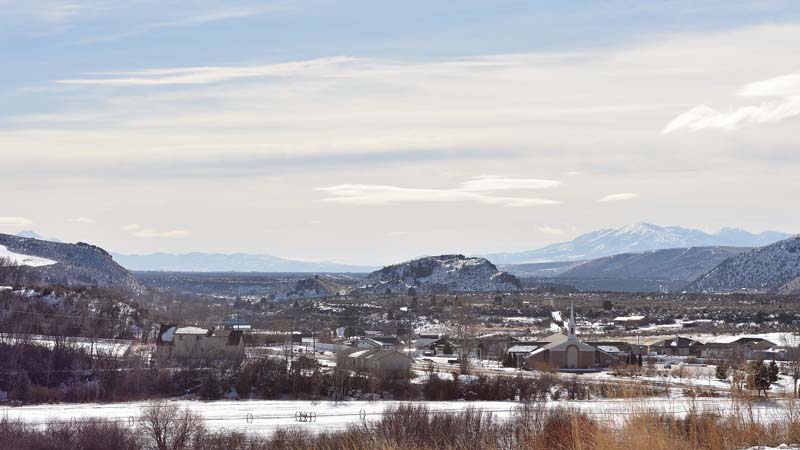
left=746, top=360, right=771, bottom=397
left=768, top=360, right=780, bottom=383
left=11, top=371, right=32, bottom=403
left=199, top=371, right=222, bottom=400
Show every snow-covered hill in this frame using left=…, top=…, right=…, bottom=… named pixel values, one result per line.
left=0, top=233, right=144, bottom=292
left=355, top=255, right=522, bottom=294
left=687, top=235, right=800, bottom=294
left=484, top=223, right=790, bottom=263
left=557, top=246, right=747, bottom=283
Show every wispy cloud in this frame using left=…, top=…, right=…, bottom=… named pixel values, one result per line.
left=318, top=176, right=561, bottom=207
left=663, top=73, right=800, bottom=133
left=537, top=225, right=564, bottom=235
left=119, top=223, right=187, bottom=238
left=66, top=217, right=95, bottom=224
left=76, top=5, right=288, bottom=43
left=0, top=217, right=32, bottom=227
left=132, top=228, right=189, bottom=238
left=59, top=57, right=359, bottom=86
left=598, top=193, right=637, bottom=202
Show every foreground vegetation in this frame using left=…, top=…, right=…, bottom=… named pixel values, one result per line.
left=2, top=400, right=800, bottom=450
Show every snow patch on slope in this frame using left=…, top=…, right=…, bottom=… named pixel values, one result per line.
left=0, top=244, right=56, bottom=267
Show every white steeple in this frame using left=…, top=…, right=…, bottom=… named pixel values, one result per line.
left=568, top=302, right=577, bottom=340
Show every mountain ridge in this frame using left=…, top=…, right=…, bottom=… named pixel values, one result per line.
left=687, top=235, right=800, bottom=294
left=484, top=223, right=790, bottom=264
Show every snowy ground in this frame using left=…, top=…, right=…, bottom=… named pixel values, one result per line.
left=0, top=333, right=132, bottom=358
left=1, top=397, right=791, bottom=437
left=0, top=245, right=56, bottom=267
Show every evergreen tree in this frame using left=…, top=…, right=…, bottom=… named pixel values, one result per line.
left=11, top=371, right=32, bottom=403
left=746, top=360, right=771, bottom=397
left=768, top=360, right=780, bottom=383
left=199, top=371, right=222, bottom=400
left=716, top=362, right=729, bottom=381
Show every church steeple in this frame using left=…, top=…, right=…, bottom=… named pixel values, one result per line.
left=568, top=302, right=577, bottom=340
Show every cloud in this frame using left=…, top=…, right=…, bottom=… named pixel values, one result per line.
left=59, top=57, right=359, bottom=86
left=0, top=217, right=32, bottom=227
left=317, top=176, right=562, bottom=207
left=66, top=217, right=95, bottom=224
left=459, top=175, right=561, bottom=192
left=536, top=225, right=564, bottom=235
left=132, top=228, right=189, bottom=238
left=566, top=171, right=584, bottom=176
left=663, top=73, right=800, bottom=133
left=537, top=226, right=564, bottom=235
left=119, top=223, right=187, bottom=238
left=598, top=193, right=638, bottom=202
left=387, top=231, right=410, bottom=237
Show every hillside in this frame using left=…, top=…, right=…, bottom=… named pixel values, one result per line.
left=484, top=223, right=789, bottom=264
left=355, top=255, right=522, bottom=294
left=112, top=252, right=374, bottom=273
left=0, top=233, right=144, bottom=292
left=688, top=235, right=800, bottom=294
left=558, top=246, right=747, bottom=282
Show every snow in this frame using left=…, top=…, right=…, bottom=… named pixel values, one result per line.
left=175, top=327, right=208, bottom=335
left=161, top=326, right=177, bottom=343
left=0, top=245, right=56, bottom=267
left=2, top=398, right=792, bottom=437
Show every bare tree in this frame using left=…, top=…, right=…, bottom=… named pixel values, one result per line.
left=139, top=401, right=204, bottom=450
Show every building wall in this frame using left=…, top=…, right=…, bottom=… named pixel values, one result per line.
left=173, top=334, right=243, bottom=360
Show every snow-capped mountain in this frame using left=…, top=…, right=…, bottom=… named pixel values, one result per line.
left=484, top=223, right=791, bottom=264
left=687, top=235, right=800, bottom=294
left=355, top=254, right=522, bottom=294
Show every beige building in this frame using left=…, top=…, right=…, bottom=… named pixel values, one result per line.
left=525, top=305, right=616, bottom=371
left=345, top=349, right=412, bottom=377
left=156, top=324, right=245, bottom=363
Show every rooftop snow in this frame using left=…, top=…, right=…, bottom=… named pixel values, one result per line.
left=175, top=327, right=208, bottom=335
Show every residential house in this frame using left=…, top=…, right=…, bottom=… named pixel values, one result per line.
left=156, top=324, right=244, bottom=363
left=345, top=349, right=412, bottom=378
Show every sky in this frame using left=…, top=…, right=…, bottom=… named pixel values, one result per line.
left=2, top=0, right=800, bottom=265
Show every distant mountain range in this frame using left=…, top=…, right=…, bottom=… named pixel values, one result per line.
left=484, top=223, right=790, bottom=264
left=0, top=233, right=143, bottom=292
left=112, top=252, right=376, bottom=273
left=687, top=235, right=800, bottom=294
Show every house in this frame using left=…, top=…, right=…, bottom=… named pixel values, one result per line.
left=525, top=305, right=616, bottom=371
left=613, top=315, right=647, bottom=329
left=699, top=338, right=779, bottom=361
left=648, top=336, right=702, bottom=356
left=345, top=349, right=412, bottom=377
left=156, top=324, right=244, bottom=363
left=355, top=337, right=397, bottom=350
left=506, top=345, right=539, bottom=367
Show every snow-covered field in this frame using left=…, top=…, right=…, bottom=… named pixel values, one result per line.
left=0, top=245, right=55, bottom=267
left=0, top=333, right=132, bottom=358
left=1, top=397, right=791, bottom=437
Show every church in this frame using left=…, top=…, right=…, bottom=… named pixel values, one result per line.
left=524, top=304, right=616, bottom=371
